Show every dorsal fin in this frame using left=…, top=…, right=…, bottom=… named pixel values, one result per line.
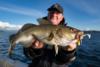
left=18, top=23, right=36, bottom=33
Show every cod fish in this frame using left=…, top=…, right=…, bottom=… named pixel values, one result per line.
left=8, top=23, right=84, bottom=55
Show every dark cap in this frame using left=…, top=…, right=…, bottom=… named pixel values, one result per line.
left=47, top=3, right=63, bottom=13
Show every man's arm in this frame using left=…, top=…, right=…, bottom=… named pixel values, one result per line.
left=63, top=40, right=77, bottom=51
left=23, top=40, right=44, bottom=59
left=55, top=40, right=78, bottom=64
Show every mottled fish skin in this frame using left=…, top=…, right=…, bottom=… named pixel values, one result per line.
left=9, top=23, right=84, bottom=55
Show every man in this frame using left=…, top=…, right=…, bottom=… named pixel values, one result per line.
left=23, top=3, right=77, bottom=67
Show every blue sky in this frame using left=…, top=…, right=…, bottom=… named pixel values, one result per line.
left=0, top=0, right=100, bottom=30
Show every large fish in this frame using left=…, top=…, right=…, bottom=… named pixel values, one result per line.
left=8, top=23, right=84, bottom=55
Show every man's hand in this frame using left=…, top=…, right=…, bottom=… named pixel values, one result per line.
left=64, top=40, right=77, bottom=51
left=32, top=40, right=44, bottom=49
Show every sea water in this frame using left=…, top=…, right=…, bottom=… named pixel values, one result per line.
left=0, top=30, right=100, bottom=67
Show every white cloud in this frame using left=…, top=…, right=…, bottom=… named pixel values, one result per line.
left=0, top=21, right=22, bottom=30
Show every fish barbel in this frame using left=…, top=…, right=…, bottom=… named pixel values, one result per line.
left=8, top=23, right=84, bottom=55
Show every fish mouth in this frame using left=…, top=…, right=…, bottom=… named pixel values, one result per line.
left=74, top=32, right=84, bottom=46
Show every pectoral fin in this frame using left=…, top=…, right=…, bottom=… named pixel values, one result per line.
left=47, top=32, right=54, bottom=41
left=54, top=45, right=58, bottom=55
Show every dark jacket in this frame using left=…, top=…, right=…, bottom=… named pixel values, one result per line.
left=23, top=17, right=76, bottom=67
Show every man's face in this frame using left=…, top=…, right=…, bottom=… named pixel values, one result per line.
left=48, top=11, right=64, bottom=25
